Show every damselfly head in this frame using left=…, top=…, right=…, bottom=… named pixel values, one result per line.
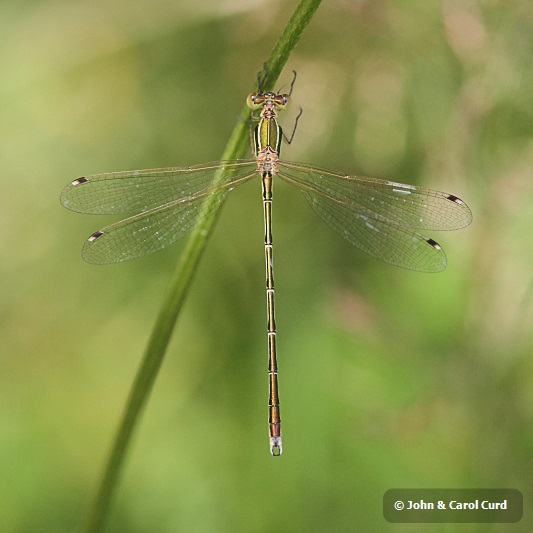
left=246, top=92, right=291, bottom=110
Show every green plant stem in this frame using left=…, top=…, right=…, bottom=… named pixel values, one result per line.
left=85, top=0, right=322, bottom=531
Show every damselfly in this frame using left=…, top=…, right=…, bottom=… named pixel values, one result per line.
left=61, top=70, right=472, bottom=456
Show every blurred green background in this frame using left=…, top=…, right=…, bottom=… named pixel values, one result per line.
left=1, top=0, right=532, bottom=531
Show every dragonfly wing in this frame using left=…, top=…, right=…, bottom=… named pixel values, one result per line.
left=277, top=161, right=472, bottom=231
left=81, top=169, right=257, bottom=264
left=61, top=160, right=257, bottom=215
left=290, top=180, right=448, bottom=272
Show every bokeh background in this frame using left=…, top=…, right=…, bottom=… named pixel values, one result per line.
left=2, top=0, right=532, bottom=531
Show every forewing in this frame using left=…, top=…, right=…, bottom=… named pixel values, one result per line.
left=295, top=187, right=447, bottom=272
left=61, top=160, right=257, bottom=215
left=277, top=161, right=472, bottom=231
left=80, top=166, right=257, bottom=263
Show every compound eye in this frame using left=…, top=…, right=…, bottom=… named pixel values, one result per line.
left=246, top=92, right=264, bottom=110
left=274, top=94, right=291, bottom=109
